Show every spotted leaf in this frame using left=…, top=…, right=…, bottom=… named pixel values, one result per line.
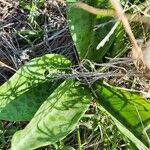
left=0, top=54, right=71, bottom=121
left=11, top=79, right=91, bottom=150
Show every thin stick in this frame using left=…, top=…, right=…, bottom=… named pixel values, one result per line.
left=74, top=2, right=115, bottom=16
left=74, top=2, right=150, bottom=24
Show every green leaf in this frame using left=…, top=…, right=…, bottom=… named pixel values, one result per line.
left=67, top=0, right=117, bottom=62
left=11, top=79, right=91, bottom=150
left=0, top=54, right=71, bottom=121
left=93, top=81, right=150, bottom=149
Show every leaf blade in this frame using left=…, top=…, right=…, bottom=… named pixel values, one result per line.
left=0, top=54, right=71, bottom=121
left=67, top=0, right=118, bottom=62
left=11, top=79, right=91, bottom=150
left=93, top=81, right=150, bottom=149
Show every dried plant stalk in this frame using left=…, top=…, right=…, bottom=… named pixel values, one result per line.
left=109, top=0, right=146, bottom=71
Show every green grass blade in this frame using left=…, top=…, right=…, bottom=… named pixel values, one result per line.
left=93, top=81, right=150, bottom=149
left=107, top=23, right=125, bottom=57
left=11, top=79, right=91, bottom=150
left=0, top=54, right=71, bottom=121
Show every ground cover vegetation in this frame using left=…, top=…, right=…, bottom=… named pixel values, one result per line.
left=0, top=0, right=150, bottom=149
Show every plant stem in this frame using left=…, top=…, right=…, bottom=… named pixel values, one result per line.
left=77, top=127, right=82, bottom=150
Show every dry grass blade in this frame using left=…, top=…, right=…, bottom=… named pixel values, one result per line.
left=0, top=60, right=16, bottom=72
